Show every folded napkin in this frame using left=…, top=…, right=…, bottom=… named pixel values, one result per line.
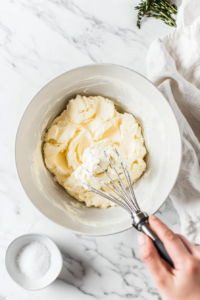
left=147, top=0, right=200, bottom=244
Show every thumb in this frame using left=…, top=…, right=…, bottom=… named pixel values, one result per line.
left=138, top=234, right=172, bottom=286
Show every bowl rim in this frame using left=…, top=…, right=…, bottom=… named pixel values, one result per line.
left=5, top=233, right=63, bottom=291
left=15, top=63, right=182, bottom=237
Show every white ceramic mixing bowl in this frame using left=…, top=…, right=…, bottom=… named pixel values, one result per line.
left=15, top=64, right=182, bottom=236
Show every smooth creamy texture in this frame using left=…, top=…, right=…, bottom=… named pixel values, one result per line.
left=43, top=95, right=146, bottom=208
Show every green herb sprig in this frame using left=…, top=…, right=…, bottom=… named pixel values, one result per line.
left=135, top=0, right=177, bottom=29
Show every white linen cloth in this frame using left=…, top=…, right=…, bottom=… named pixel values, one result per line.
left=147, top=0, right=200, bottom=244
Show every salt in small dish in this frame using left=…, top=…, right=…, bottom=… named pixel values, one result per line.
left=5, top=233, right=63, bottom=291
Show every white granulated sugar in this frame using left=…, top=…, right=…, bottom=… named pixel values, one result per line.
left=16, top=241, right=51, bottom=279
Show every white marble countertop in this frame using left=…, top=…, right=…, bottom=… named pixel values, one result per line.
left=1, top=0, right=182, bottom=299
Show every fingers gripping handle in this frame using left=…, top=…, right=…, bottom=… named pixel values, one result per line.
left=132, top=212, right=174, bottom=268
left=140, top=223, right=174, bottom=268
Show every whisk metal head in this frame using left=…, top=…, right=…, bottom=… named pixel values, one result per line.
left=81, top=148, right=149, bottom=229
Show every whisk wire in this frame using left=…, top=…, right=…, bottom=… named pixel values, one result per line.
left=117, top=181, right=137, bottom=212
left=81, top=149, right=140, bottom=214
left=97, top=164, right=130, bottom=203
left=89, top=151, right=134, bottom=210
left=82, top=166, right=130, bottom=206
left=100, top=189, right=131, bottom=212
left=103, top=151, right=136, bottom=211
left=82, top=181, right=130, bottom=212
left=115, top=149, right=140, bottom=211
left=114, top=149, right=139, bottom=212
left=125, top=164, right=140, bottom=211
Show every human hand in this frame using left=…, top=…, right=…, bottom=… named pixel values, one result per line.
left=138, top=215, right=200, bottom=300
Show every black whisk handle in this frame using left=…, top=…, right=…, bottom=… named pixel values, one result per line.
left=153, top=238, right=174, bottom=268
left=140, top=223, right=174, bottom=268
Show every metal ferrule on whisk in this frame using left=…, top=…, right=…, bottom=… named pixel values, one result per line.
left=131, top=211, right=149, bottom=229
left=131, top=211, right=157, bottom=241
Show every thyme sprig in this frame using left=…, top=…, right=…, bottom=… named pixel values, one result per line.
left=135, top=0, right=177, bottom=29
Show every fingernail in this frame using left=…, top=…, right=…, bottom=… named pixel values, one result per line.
left=150, top=215, right=157, bottom=220
left=138, top=234, right=146, bottom=245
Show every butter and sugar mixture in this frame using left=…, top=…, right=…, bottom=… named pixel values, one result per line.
left=43, top=95, right=146, bottom=208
